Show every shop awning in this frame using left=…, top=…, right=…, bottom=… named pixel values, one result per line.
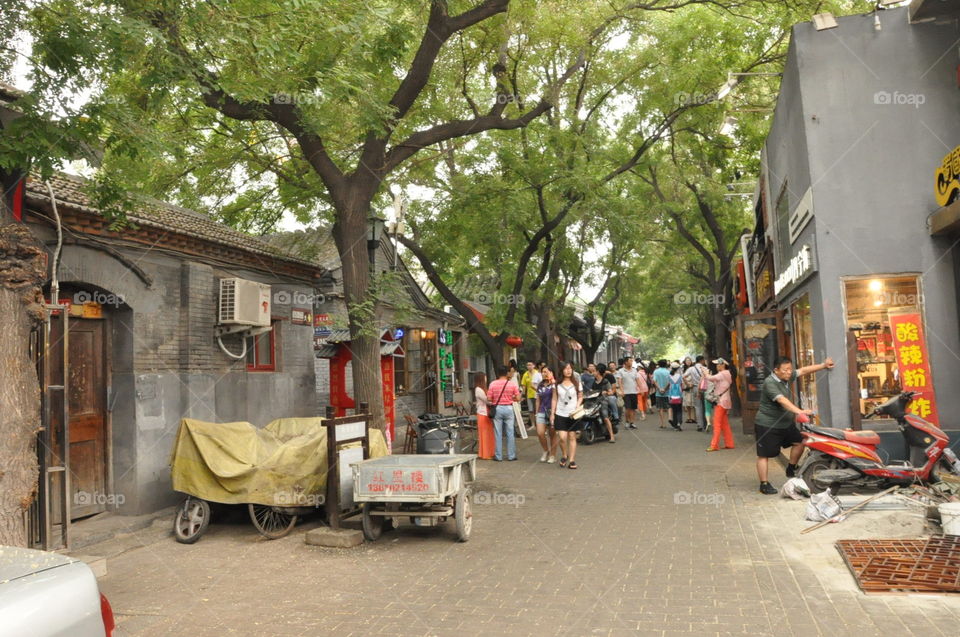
left=314, top=344, right=339, bottom=358
left=461, top=300, right=488, bottom=323
left=620, top=332, right=639, bottom=344
left=380, top=341, right=404, bottom=357
left=930, top=198, right=960, bottom=237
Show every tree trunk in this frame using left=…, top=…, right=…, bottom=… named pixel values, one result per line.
left=331, top=200, right=385, bottom=430
left=0, top=220, right=46, bottom=547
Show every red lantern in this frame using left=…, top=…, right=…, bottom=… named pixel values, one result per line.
left=505, top=335, right=523, bottom=348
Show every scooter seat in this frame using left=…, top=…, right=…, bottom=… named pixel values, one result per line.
left=806, top=425, right=880, bottom=446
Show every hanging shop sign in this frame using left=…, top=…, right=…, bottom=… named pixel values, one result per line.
left=438, top=329, right=455, bottom=407
left=291, top=308, right=312, bottom=325
left=934, top=144, right=960, bottom=208
left=774, top=241, right=817, bottom=300
left=888, top=311, right=939, bottom=427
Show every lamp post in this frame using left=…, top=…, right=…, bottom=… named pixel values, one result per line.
left=367, top=214, right=386, bottom=273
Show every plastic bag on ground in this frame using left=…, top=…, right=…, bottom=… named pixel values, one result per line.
left=780, top=477, right=811, bottom=500
left=805, top=489, right=845, bottom=522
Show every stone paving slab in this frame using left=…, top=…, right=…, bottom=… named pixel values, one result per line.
left=92, top=418, right=960, bottom=636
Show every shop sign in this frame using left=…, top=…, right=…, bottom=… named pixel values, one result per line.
left=774, top=243, right=816, bottom=299
left=313, top=313, right=332, bottom=327
left=888, top=311, right=939, bottom=426
left=438, top=329, right=455, bottom=406
left=291, top=308, right=312, bottom=325
left=754, top=253, right=775, bottom=309
left=934, top=144, right=960, bottom=208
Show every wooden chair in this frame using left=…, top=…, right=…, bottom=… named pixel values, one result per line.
left=401, top=413, right=418, bottom=454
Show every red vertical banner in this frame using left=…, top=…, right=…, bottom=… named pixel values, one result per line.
left=888, top=311, right=939, bottom=426
left=12, top=177, right=24, bottom=222
left=380, top=356, right=395, bottom=443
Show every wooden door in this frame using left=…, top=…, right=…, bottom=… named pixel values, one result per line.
left=66, top=319, right=108, bottom=518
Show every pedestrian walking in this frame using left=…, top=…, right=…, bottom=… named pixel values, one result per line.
left=668, top=361, right=683, bottom=431
left=755, top=355, right=834, bottom=494
left=520, top=361, right=542, bottom=430
left=535, top=368, right=559, bottom=463
left=473, top=373, right=495, bottom=459
left=652, top=359, right=671, bottom=429
left=690, top=355, right=708, bottom=431
left=646, top=361, right=657, bottom=415
left=615, top=357, right=642, bottom=429
left=704, top=358, right=734, bottom=452
left=551, top=362, right=583, bottom=470
left=681, top=358, right=697, bottom=424
left=487, top=365, right=522, bottom=461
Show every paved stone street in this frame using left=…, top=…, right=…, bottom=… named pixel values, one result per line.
left=93, top=418, right=960, bottom=636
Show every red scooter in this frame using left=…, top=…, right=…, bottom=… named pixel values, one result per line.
left=798, top=391, right=960, bottom=492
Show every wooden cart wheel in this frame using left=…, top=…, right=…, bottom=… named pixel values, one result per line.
left=362, top=503, right=384, bottom=541
left=173, top=497, right=210, bottom=544
left=248, top=504, right=298, bottom=539
left=454, top=488, right=472, bottom=542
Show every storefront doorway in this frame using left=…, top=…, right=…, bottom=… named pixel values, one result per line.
left=736, top=311, right=786, bottom=434
left=842, top=275, right=924, bottom=427
left=791, top=294, right=817, bottom=414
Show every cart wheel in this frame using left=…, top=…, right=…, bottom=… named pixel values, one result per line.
left=173, top=497, right=210, bottom=544
left=248, top=504, right=298, bottom=539
left=454, top=488, right=472, bottom=542
left=362, top=503, right=384, bottom=541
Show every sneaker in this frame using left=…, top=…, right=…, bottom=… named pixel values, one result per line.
left=627, top=424, right=637, bottom=430
left=759, top=482, right=778, bottom=495
left=540, top=452, right=549, bottom=463
left=786, top=464, right=797, bottom=478
left=547, top=456, right=556, bottom=464
left=706, top=446, right=718, bottom=452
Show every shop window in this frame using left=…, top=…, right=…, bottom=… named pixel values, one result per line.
left=246, top=321, right=278, bottom=371
left=843, top=276, right=922, bottom=417
left=791, top=294, right=817, bottom=412
left=394, top=328, right=409, bottom=394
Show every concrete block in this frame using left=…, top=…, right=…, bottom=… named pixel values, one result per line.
left=304, top=527, right=364, bottom=548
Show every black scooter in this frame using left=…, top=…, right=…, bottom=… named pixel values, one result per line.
left=580, top=391, right=617, bottom=444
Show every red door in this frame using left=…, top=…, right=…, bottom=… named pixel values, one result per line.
left=66, top=319, right=108, bottom=518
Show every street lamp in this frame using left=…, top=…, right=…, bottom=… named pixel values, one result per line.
left=367, top=214, right=386, bottom=272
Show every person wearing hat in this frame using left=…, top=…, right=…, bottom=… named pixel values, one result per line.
left=704, top=358, right=734, bottom=452
left=667, top=361, right=684, bottom=431
left=754, top=355, right=834, bottom=494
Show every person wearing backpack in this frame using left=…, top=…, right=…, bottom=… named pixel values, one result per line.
left=704, top=358, right=734, bottom=451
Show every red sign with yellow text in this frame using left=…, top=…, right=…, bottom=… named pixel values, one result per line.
left=888, top=311, right=939, bottom=426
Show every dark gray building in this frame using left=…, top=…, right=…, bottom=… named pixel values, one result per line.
left=741, top=5, right=960, bottom=435
left=22, top=173, right=323, bottom=532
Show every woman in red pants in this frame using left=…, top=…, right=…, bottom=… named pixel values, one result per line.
left=704, top=358, right=734, bottom=451
left=474, top=373, right=496, bottom=459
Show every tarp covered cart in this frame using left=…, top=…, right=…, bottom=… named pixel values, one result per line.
left=170, top=417, right=388, bottom=542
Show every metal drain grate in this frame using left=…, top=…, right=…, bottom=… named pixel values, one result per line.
left=837, top=537, right=960, bottom=594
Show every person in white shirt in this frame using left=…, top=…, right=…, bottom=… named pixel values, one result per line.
left=615, top=357, right=642, bottom=429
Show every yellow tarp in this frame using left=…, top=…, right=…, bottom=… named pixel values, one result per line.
left=170, top=417, right=388, bottom=506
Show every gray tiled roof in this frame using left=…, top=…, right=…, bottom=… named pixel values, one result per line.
left=24, top=173, right=318, bottom=268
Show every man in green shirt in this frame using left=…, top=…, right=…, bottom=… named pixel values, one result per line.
left=755, top=355, right=834, bottom=494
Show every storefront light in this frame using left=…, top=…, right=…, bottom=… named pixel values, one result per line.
left=868, top=279, right=883, bottom=292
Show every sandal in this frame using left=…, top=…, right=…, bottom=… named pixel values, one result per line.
left=568, top=461, right=578, bottom=470
left=559, top=457, right=568, bottom=468
left=706, top=447, right=718, bottom=452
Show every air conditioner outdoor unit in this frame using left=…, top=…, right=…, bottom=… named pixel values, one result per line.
left=219, top=278, right=271, bottom=327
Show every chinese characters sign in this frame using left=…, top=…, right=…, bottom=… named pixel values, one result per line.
left=438, top=330, right=455, bottom=407
left=361, top=468, right=437, bottom=495
left=888, top=312, right=939, bottom=426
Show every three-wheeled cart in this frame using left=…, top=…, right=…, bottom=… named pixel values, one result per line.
left=351, top=454, right=477, bottom=542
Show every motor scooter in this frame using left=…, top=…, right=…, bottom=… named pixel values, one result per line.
left=798, top=391, right=960, bottom=492
left=579, top=391, right=615, bottom=445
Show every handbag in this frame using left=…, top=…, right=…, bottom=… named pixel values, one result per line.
left=571, top=405, right=585, bottom=420
left=706, top=386, right=729, bottom=405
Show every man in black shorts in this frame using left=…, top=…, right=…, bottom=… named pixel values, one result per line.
left=756, top=355, right=834, bottom=494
